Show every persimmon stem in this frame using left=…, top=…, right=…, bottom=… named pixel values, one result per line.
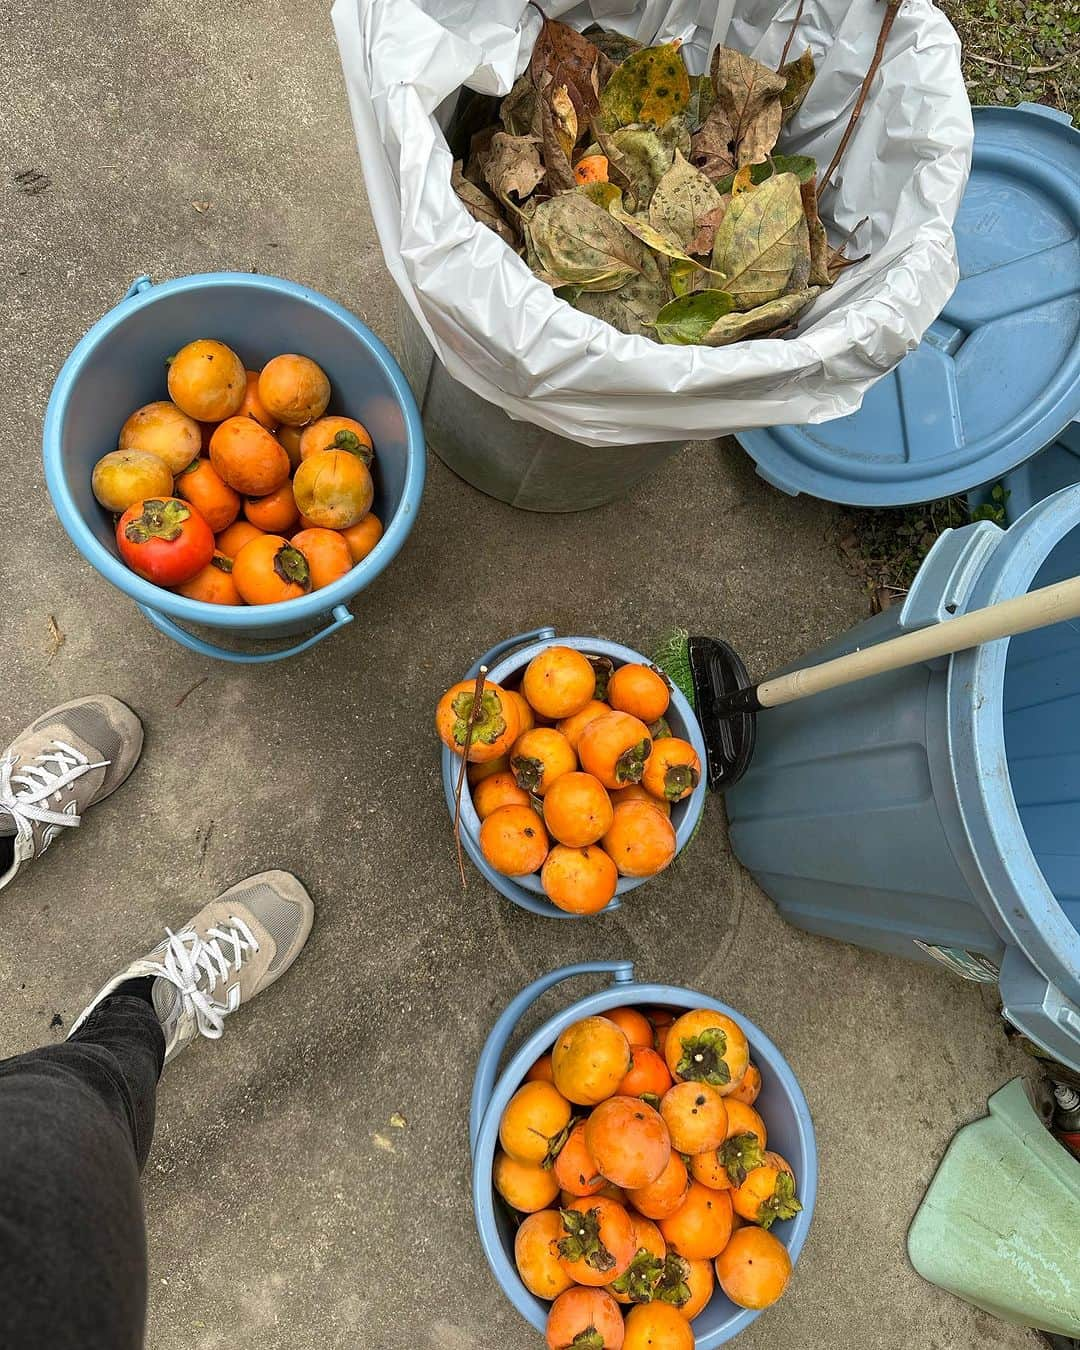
left=453, top=663, right=489, bottom=890
left=819, top=0, right=900, bottom=192
left=778, top=0, right=807, bottom=69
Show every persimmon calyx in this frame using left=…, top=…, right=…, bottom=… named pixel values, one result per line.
left=652, top=1252, right=692, bottom=1307
left=648, top=716, right=672, bottom=740
left=614, top=737, right=651, bottom=785
left=273, top=544, right=312, bottom=590
left=558, top=1207, right=616, bottom=1273
left=568, top=1331, right=605, bottom=1350
left=210, top=554, right=234, bottom=574
left=543, top=1118, right=575, bottom=1168
left=758, top=1170, right=802, bottom=1228
left=511, top=754, right=545, bottom=793
left=588, top=655, right=614, bottom=701
left=610, top=1248, right=663, bottom=1302
left=332, top=429, right=373, bottom=464
left=449, top=689, right=507, bottom=750
left=675, top=1027, right=730, bottom=1087
left=662, top=762, right=700, bottom=800
left=721, top=1132, right=765, bottom=1186
left=124, top=498, right=191, bottom=543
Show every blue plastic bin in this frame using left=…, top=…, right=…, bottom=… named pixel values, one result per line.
left=470, top=962, right=817, bottom=1347
left=440, top=629, right=708, bottom=919
left=726, top=486, right=1080, bottom=1071
left=970, top=419, right=1080, bottom=524
left=44, top=273, right=425, bottom=663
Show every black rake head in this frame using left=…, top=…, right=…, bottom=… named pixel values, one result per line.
left=688, top=635, right=757, bottom=792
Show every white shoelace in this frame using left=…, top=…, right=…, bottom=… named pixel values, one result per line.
left=147, top=918, right=260, bottom=1040
left=0, top=741, right=109, bottom=845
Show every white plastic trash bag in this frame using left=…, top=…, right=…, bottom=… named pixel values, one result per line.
left=332, top=0, right=972, bottom=445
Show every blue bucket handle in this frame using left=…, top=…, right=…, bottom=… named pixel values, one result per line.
left=469, top=961, right=634, bottom=1152
left=125, top=274, right=153, bottom=300
left=136, top=602, right=354, bottom=665
left=465, top=626, right=557, bottom=679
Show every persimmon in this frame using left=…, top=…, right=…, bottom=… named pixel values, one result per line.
left=553, top=1121, right=604, bottom=1198
left=480, top=804, right=549, bottom=876
left=238, top=369, right=277, bottom=430
left=729, top=1062, right=762, bottom=1106
left=436, top=680, right=520, bottom=763
left=659, top=1181, right=734, bottom=1260
left=731, top=1157, right=801, bottom=1229
left=688, top=1148, right=731, bottom=1192
left=552, top=1016, right=632, bottom=1106
left=605, top=1007, right=654, bottom=1050
left=665, top=1009, right=750, bottom=1097
left=215, top=519, right=263, bottom=559
left=523, top=646, right=597, bottom=720
left=245, top=481, right=299, bottom=533
left=468, top=754, right=509, bottom=786
left=516, top=1210, right=575, bottom=1302
left=579, top=712, right=653, bottom=789
left=562, top=1182, right=625, bottom=1208
left=174, top=457, right=241, bottom=533
left=511, top=728, right=577, bottom=796
left=660, top=1082, right=728, bottom=1155
left=167, top=341, right=246, bottom=423
left=625, top=1150, right=689, bottom=1221
left=292, top=449, right=373, bottom=529
left=546, top=1287, right=624, bottom=1350
left=585, top=1096, right=670, bottom=1190
left=557, top=1198, right=636, bottom=1286
left=610, top=783, right=670, bottom=818
left=209, top=416, right=291, bottom=497
left=643, top=739, right=702, bottom=805
left=676, top=1258, right=715, bottom=1320
left=472, top=770, right=532, bottom=821
left=623, top=1301, right=694, bottom=1350
left=92, top=449, right=174, bottom=512
left=542, top=845, right=618, bottom=915
left=575, top=154, right=610, bottom=185
left=119, top=400, right=203, bottom=473
left=715, top=1226, right=791, bottom=1309
left=339, top=513, right=383, bottom=564
left=494, top=1149, right=560, bottom=1213
left=174, top=552, right=241, bottom=605
left=713, top=1101, right=768, bottom=1187
left=558, top=700, right=611, bottom=752
left=275, top=422, right=304, bottom=470
left=647, top=1009, right=675, bottom=1057
left=232, top=534, right=312, bottom=605
left=618, top=1045, right=672, bottom=1101
left=299, top=415, right=373, bottom=464
left=500, top=1080, right=573, bottom=1165
left=292, top=527, right=353, bottom=590
left=504, top=688, right=536, bottom=737
left=526, top=1053, right=554, bottom=1085
left=602, top=801, right=677, bottom=879
left=116, top=497, right=214, bottom=587
left=607, top=1214, right=666, bottom=1304
left=257, top=353, right=330, bottom=426
left=544, top=772, right=613, bottom=847
left=608, top=664, right=671, bottom=725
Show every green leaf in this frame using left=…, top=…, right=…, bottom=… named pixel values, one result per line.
left=698, top=286, right=820, bottom=346
left=668, top=258, right=708, bottom=298
left=711, top=46, right=786, bottom=146
left=690, top=103, right=736, bottom=183
left=599, top=41, right=690, bottom=131
left=572, top=249, right=671, bottom=337
left=576, top=181, right=623, bottom=211
left=648, top=151, right=724, bottom=249
left=711, top=171, right=805, bottom=309
left=530, top=192, right=653, bottom=291
left=684, top=73, right=715, bottom=133
left=482, top=132, right=545, bottom=206
left=737, top=98, right=782, bottom=167
left=609, top=125, right=675, bottom=207
left=712, top=154, right=817, bottom=195
left=779, top=48, right=815, bottom=125
left=654, top=290, right=735, bottom=345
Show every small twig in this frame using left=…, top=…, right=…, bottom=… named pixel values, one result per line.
left=967, top=52, right=1070, bottom=74
left=175, top=676, right=208, bottom=709
left=452, top=664, right=489, bottom=890
left=778, top=0, right=807, bottom=69
left=820, top=0, right=900, bottom=191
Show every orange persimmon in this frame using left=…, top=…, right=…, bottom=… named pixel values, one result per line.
left=610, top=783, right=671, bottom=817
left=299, top=415, right=373, bottom=463
left=623, top=1301, right=694, bottom=1350
left=511, top=728, right=577, bottom=796
left=715, top=1226, right=792, bottom=1309
left=556, top=1197, right=637, bottom=1287
left=585, top=1096, right=670, bottom=1190
left=244, top=481, right=299, bottom=534
left=173, top=552, right=241, bottom=605
left=291, top=527, right=352, bottom=590
left=607, top=664, right=671, bottom=725
left=605, top=1007, right=654, bottom=1049
left=543, top=772, right=613, bottom=847
left=618, top=1045, right=673, bottom=1100
left=665, top=1009, right=750, bottom=1097
left=516, top=1210, right=575, bottom=1302
left=659, top=1181, right=734, bottom=1261
left=167, top=341, right=246, bottom=423
left=579, top=712, right=653, bottom=789
left=436, top=680, right=520, bottom=763
left=257, top=353, right=330, bottom=426
left=215, top=519, right=263, bottom=559
left=209, top=416, right=291, bottom=497
left=494, top=1150, right=560, bottom=1213
left=660, top=1081, right=728, bottom=1156
left=174, top=456, right=241, bottom=533
left=472, top=771, right=532, bottom=821
left=292, top=449, right=373, bottom=530
left=541, top=845, right=618, bottom=916
left=499, top=1080, right=572, bottom=1166
left=546, top=1287, right=625, bottom=1350
left=238, top=369, right=277, bottom=430
left=602, top=800, right=677, bottom=878
left=339, top=513, right=382, bottom=564
left=480, top=804, right=549, bottom=876
left=231, top=534, right=311, bottom=605
left=557, top=699, right=611, bottom=752
left=625, top=1150, right=690, bottom=1221
left=553, top=1121, right=604, bottom=1198
left=552, top=1016, right=632, bottom=1107
left=523, top=646, right=597, bottom=720
left=643, top=738, right=702, bottom=804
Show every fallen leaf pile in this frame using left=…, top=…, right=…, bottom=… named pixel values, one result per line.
left=450, top=15, right=865, bottom=347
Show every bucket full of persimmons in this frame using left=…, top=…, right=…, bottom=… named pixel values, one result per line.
left=436, top=629, right=708, bottom=917
left=471, top=962, right=816, bottom=1348
left=44, top=272, right=424, bottom=663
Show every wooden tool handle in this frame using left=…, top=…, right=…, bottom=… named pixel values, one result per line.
left=757, top=575, right=1080, bottom=710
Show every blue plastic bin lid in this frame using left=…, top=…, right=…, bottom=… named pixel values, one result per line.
left=737, top=103, right=1080, bottom=506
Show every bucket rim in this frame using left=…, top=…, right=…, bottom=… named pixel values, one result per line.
left=43, top=270, right=426, bottom=629
left=470, top=977, right=817, bottom=1348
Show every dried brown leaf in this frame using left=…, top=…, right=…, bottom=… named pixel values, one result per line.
left=779, top=48, right=815, bottom=125
left=451, top=161, right=517, bottom=245
left=690, top=102, right=737, bottom=183
left=737, top=98, right=782, bottom=166
left=572, top=249, right=670, bottom=337
left=800, top=178, right=831, bottom=287
left=539, top=91, right=577, bottom=194
left=530, top=15, right=614, bottom=122
left=482, top=132, right=545, bottom=205
left=530, top=192, right=652, bottom=291
left=648, top=151, right=724, bottom=249
left=710, top=47, right=786, bottom=145
left=687, top=198, right=730, bottom=256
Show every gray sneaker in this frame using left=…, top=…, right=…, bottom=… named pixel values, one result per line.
left=68, top=872, right=315, bottom=1063
left=0, top=696, right=144, bottom=892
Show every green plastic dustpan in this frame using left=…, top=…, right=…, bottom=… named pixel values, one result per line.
left=908, top=1077, right=1080, bottom=1334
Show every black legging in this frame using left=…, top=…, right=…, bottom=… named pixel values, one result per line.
left=0, top=993, right=163, bottom=1350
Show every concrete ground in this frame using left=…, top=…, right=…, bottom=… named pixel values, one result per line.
left=0, top=3, right=1045, bottom=1349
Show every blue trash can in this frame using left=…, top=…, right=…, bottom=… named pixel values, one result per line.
left=470, top=961, right=817, bottom=1347
left=44, top=272, right=425, bottom=663
left=970, top=419, right=1080, bottom=524
left=726, top=486, right=1080, bottom=1071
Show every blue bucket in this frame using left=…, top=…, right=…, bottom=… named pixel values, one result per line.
left=470, top=962, right=817, bottom=1346
left=727, top=486, right=1080, bottom=1071
left=44, top=273, right=425, bottom=663
left=440, top=629, right=708, bottom=918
